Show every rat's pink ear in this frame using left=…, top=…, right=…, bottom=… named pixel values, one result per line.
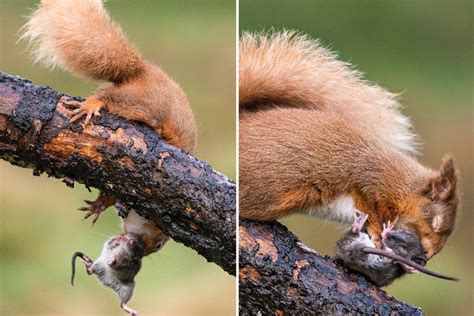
left=425, top=155, right=458, bottom=202
left=107, top=256, right=116, bottom=266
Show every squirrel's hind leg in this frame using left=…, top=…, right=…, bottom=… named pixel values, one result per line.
left=78, top=191, right=116, bottom=224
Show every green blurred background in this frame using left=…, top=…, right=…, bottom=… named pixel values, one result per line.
left=1, top=1, right=235, bottom=315
left=241, top=0, right=472, bottom=315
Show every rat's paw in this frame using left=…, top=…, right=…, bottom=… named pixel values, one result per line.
left=78, top=192, right=116, bottom=224
left=61, top=95, right=104, bottom=128
left=351, top=209, right=369, bottom=233
left=400, top=262, right=419, bottom=274
left=121, top=303, right=139, bottom=316
left=381, top=220, right=396, bottom=242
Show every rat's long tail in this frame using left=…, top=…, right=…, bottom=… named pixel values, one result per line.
left=240, top=31, right=418, bottom=155
left=21, top=0, right=144, bottom=83
left=71, top=251, right=93, bottom=286
left=363, top=247, right=460, bottom=281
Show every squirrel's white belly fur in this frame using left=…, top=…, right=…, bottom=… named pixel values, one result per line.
left=301, top=195, right=356, bottom=224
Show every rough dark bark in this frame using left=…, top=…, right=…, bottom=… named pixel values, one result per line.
left=239, top=220, right=424, bottom=315
left=1, top=71, right=424, bottom=313
left=0, top=72, right=235, bottom=275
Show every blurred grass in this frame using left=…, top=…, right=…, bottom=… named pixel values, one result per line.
left=1, top=0, right=235, bottom=315
left=241, top=0, right=472, bottom=315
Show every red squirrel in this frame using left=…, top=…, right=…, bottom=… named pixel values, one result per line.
left=239, top=31, right=460, bottom=260
left=21, top=0, right=196, bottom=254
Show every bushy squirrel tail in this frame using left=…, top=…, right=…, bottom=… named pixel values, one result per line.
left=21, top=0, right=145, bottom=83
left=239, top=31, right=418, bottom=155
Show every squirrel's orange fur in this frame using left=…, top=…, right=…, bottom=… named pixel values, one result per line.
left=22, top=0, right=197, bottom=253
left=239, top=32, right=460, bottom=259
left=240, top=31, right=417, bottom=156
left=22, top=0, right=197, bottom=152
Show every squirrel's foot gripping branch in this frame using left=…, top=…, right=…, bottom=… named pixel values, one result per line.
left=239, top=220, right=424, bottom=315
left=61, top=95, right=104, bottom=127
left=0, top=72, right=236, bottom=275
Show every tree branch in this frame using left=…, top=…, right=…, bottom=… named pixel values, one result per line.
left=239, top=220, right=424, bottom=315
left=1, top=71, right=424, bottom=313
left=0, top=72, right=235, bottom=275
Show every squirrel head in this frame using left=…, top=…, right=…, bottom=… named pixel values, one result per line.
left=405, top=155, right=460, bottom=259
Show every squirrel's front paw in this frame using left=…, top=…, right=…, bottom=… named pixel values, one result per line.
left=61, top=95, right=104, bottom=128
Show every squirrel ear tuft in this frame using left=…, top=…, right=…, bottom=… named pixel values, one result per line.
left=426, top=155, right=458, bottom=201
left=423, top=155, right=459, bottom=233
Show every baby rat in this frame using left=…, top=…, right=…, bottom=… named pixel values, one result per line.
left=72, top=233, right=146, bottom=316
left=335, top=211, right=426, bottom=287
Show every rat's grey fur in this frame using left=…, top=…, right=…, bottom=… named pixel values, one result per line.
left=72, top=233, right=146, bottom=315
left=335, top=228, right=426, bottom=287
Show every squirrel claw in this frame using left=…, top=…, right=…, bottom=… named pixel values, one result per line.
left=77, top=193, right=116, bottom=225
left=82, top=211, right=101, bottom=225
left=79, top=202, right=106, bottom=225
left=63, top=96, right=104, bottom=128
left=78, top=202, right=102, bottom=224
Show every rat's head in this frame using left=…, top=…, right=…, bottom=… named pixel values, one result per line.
left=406, top=156, right=460, bottom=259
left=383, top=227, right=427, bottom=267
left=108, top=233, right=146, bottom=264
left=123, top=233, right=146, bottom=257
